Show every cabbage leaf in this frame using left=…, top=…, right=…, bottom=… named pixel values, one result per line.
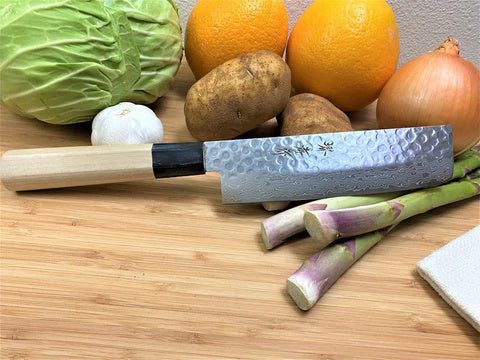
left=0, top=0, right=182, bottom=124
left=105, top=0, right=183, bottom=103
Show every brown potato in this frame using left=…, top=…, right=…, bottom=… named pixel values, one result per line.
left=184, top=50, right=291, bottom=141
left=278, top=93, right=353, bottom=136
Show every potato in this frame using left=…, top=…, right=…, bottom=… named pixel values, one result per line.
left=278, top=93, right=353, bottom=136
left=185, top=50, right=291, bottom=141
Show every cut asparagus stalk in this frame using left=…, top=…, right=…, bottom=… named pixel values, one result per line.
left=304, top=171, right=480, bottom=247
left=261, top=147, right=480, bottom=250
left=262, top=201, right=291, bottom=212
left=287, top=225, right=395, bottom=310
left=261, top=193, right=402, bottom=250
left=289, top=169, right=480, bottom=311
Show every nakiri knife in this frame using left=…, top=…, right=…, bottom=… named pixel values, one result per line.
left=0, top=126, right=453, bottom=204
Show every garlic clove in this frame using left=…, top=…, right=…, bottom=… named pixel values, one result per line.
left=91, top=102, right=164, bottom=146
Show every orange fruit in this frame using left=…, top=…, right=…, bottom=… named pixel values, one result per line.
left=185, top=0, right=288, bottom=80
left=286, top=0, right=399, bottom=112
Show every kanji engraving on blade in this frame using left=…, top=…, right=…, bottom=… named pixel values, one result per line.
left=318, top=141, right=334, bottom=156
left=275, top=144, right=312, bottom=158
left=204, top=126, right=453, bottom=203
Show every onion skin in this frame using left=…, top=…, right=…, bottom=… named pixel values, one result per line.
left=376, top=37, right=480, bottom=156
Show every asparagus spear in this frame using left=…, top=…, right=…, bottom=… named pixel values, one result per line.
left=466, top=170, right=480, bottom=180
left=287, top=225, right=395, bottom=310
left=289, top=171, right=480, bottom=310
left=261, top=193, right=402, bottom=249
left=304, top=169, right=480, bottom=248
left=262, top=201, right=291, bottom=212
left=261, top=146, right=480, bottom=250
left=451, top=145, right=480, bottom=179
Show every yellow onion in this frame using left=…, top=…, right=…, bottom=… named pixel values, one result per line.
left=376, top=37, right=480, bottom=156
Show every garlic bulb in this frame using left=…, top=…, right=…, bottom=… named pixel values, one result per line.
left=91, top=102, right=164, bottom=145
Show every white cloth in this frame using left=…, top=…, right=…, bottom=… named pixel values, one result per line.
left=417, top=225, right=480, bottom=332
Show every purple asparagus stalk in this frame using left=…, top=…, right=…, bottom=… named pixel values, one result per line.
left=289, top=169, right=480, bottom=311
left=262, top=146, right=480, bottom=250
left=287, top=154, right=480, bottom=311
left=304, top=169, right=480, bottom=249
left=261, top=193, right=402, bottom=249
left=262, top=201, right=291, bottom=212
left=287, top=226, right=395, bottom=310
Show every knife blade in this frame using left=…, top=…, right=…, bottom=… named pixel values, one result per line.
left=0, top=126, right=453, bottom=203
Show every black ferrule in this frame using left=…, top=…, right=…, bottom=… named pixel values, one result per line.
left=151, top=142, right=205, bottom=178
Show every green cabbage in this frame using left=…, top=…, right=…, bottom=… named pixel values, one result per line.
left=105, top=0, right=183, bottom=103
left=0, top=0, right=182, bottom=124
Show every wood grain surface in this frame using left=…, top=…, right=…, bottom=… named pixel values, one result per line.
left=0, top=144, right=155, bottom=191
left=1, top=60, right=479, bottom=360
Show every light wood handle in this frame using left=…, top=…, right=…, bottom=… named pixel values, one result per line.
left=0, top=144, right=155, bottom=191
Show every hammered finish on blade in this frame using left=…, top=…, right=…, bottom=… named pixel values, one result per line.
left=204, top=126, right=453, bottom=203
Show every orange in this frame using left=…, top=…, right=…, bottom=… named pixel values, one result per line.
left=286, top=0, right=399, bottom=112
left=184, top=0, right=288, bottom=80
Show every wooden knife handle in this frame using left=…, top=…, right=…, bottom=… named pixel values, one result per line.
left=0, top=143, right=205, bottom=191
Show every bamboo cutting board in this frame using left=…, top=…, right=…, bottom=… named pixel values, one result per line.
left=1, top=60, right=479, bottom=360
